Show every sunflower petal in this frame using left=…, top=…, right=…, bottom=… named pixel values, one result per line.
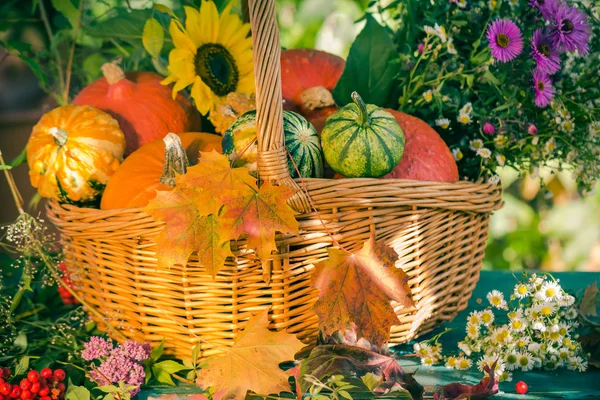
left=184, top=6, right=205, bottom=47
left=199, top=0, right=219, bottom=44
left=169, top=20, right=196, bottom=54
left=191, top=76, right=216, bottom=115
left=218, top=6, right=246, bottom=46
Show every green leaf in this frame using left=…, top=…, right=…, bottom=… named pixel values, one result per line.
left=151, top=365, right=175, bottom=386
left=86, top=9, right=170, bottom=47
left=332, top=14, right=400, bottom=108
left=151, top=338, right=165, bottom=362
left=192, top=342, right=201, bottom=365
left=95, top=385, right=119, bottom=394
left=482, top=70, right=500, bottom=86
left=154, top=4, right=178, bottom=19
left=153, top=360, right=189, bottom=374
left=14, top=332, right=28, bottom=353
left=339, top=390, right=353, bottom=400
left=10, top=146, right=27, bottom=168
left=580, top=281, right=599, bottom=317
left=142, top=18, right=164, bottom=58
left=65, top=380, right=91, bottom=400
left=34, top=356, right=54, bottom=370
left=15, top=356, right=29, bottom=376
left=186, top=370, right=195, bottom=381
left=360, top=372, right=381, bottom=392
left=11, top=269, right=33, bottom=312
left=51, top=0, right=80, bottom=29
left=102, top=394, right=114, bottom=400
left=0, top=165, right=11, bottom=170
left=16, top=55, right=49, bottom=88
left=82, top=53, right=107, bottom=83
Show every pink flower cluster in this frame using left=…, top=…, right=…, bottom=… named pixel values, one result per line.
left=82, top=337, right=150, bottom=396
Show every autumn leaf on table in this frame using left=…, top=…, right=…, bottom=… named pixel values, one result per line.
left=435, top=362, right=499, bottom=400
left=176, top=150, right=257, bottom=216
left=219, top=181, right=299, bottom=279
left=311, top=234, right=413, bottom=346
left=196, top=309, right=304, bottom=399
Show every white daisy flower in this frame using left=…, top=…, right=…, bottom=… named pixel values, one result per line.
left=557, top=322, right=570, bottom=337
left=434, top=24, right=448, bottom=43
left=517, top=352, right=535, bottom=371
left=559, top=294, right=575, bottom=307
left=467, top=311, right=481, bottom=325
left=499, top=371, right=513, bottom=382
left=467, top=322, right=480, bottom=339
left=514, top=283, right=529, bottom=298
left=456, top=357, right=472, bottom=370
left=490, top=326, right=510, bottom=344
left=460, top=102, right=473, bottom=114
left=452, top=148, right=463, bottom=161
left=528, top=273, right=544, bottom=290
left=547, top=327, right=563, bottom=343
left=558, top=347, right=571, bottom=361
left=504, top=352, right=519, bottom=370
left=436, top=118, right=450, bottom=129
left=458, top=112, right=472, bottom=125
left=423, top=90, right=434, bottom=102
left=477, top=354, right=504, bottom=373
left=510, top=317, right=527, bottom=332
left=528, top=342, right=542, bottom=355
left=487, top=175, right=500, bottom=185
left=457, top=0, right=467, bottom=8
left=561, top=120, right=575, bottom=133
left=415, top=342, right=432, bottom=357
left=494, top=134, right=508, bottom=148
left=545, top=137, right=556, bottom=153
left=537, top=281, right=562, bottom=301
left=422, top=356, right=435, bottom=366
left=539, top=302, right=556, bottom=317
left=495, top=153, right=506, bottom=166
left=445, top=356, right=458, bottom=369
left=479, top=309, right=495, bottom=326
left=565, top=307, right=578, bottom=320
left=424, top=25, right=436, bottom=36
left=533, top=321, right=546, bottom=332
left=477, top=147, right=492, bottom=159
left=567, top=356, right=587, bottom=372
left=516, top=337, right=530, bottom=349
left=487, top=289, right=507, bottom=309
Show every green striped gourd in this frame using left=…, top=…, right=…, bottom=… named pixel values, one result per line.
left=320, top=92, right=404, bottom=178
left=222, top=110, right=324, bottom=179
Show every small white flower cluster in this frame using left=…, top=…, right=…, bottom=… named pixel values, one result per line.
left=458, top=102, right=473, bottom=125
left=413, top=274, right=588, bottom=382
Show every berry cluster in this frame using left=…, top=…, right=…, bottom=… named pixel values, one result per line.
left=0, top=368, right=67, bottom=400
left=57, top=262, right=79, bottom=306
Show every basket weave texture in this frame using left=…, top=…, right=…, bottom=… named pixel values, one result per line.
left=46, top=0, right=502, bottom=360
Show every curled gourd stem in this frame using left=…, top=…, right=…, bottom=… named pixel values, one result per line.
left=101, top=62, right=126, bottom=85
left=301, top=86, right=335, bottom=110
left=351, top=91, right=370, bottom=128
left=49, top=127, right=68, bottom=146
left=159, top=133, right=189, bottom=187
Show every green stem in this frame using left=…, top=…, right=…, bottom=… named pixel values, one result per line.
left=351, top=92, right=370, bottom=127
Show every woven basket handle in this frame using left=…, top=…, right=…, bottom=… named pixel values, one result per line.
left=247, top=0, right=310, bottom=213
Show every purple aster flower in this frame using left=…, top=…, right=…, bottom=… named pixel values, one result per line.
left=532, top=69, right=555, bottom=107
left=113, top=340, right=151, bottom=362
left=529, top=0, right=561, bottom=20
left=486, top=19, right=524, bottom=62
left=549, top=3, right=591, bottom=55
left=125, top=363, right=145, bottom=396
left=531, top=29, right=561, bottom=74
left=95, top=352, right=134, bottom=384
left=81, top=337, right=114, bottom=361
left=483, top=122, right=496, bottom=135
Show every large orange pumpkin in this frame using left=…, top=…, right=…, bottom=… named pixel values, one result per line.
left=72, top=63, right=201, bottom=156
left=333, top=111, right=458, bottom=183
left=27, top=105, right=126, bottom=204
left=100, top=132, right=222, bottom=210
left=281, top=49, right=345, bottom=122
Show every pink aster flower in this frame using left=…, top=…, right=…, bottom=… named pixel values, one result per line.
left=530, top=0, right=561, bottom=20
left=531, top=29, right=561, bottom=74
left=549, top=3, right=591, bottom=55
left=486, top=19, right=524, bottom=62
left=82, top=337, right=113, bottom=361
left=483, top=122, right=496, bottom=135
left=528, top=124, right=538, bottom=135
left=532, top=69, right=555, bottom=107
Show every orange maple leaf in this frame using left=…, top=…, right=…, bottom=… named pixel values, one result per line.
left=311, top=235, right=414, bottom=346
left=196, top=309, right=304, bottom=399
left=219, top=181, right=299, bottom=279
left=176, top=151, right=257, bottom=216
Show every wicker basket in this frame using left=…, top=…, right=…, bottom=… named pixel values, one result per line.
left=46, top=0, right=502, bottom=360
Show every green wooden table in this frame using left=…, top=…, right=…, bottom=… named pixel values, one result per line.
left=139, top=271, right=600, bottom=400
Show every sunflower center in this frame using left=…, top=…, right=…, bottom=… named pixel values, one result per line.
left=195, top=43, right=239, bottom=96
left=540, top=43, right=551, bottom=57
left=496, top=33, right=510, bottom=48
left=561, top=19, right=574, bottom=33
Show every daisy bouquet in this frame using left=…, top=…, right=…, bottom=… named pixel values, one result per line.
left=413, top=273, right=588, bottom=382
left=376, top=0, right=599, bottom=193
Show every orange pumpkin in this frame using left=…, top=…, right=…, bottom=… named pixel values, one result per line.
left=280, top=49, right=345, bottom=122
left=27, top=105, right=126, bottom=204
left=72, top=63, right=201, bottom=156
left=100, top=132, right=222, bottom=210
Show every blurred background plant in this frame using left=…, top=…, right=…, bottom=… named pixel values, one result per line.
left=0, top=0, right=597, bottom=271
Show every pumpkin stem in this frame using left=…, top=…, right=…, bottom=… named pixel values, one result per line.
left=49, top=127, right=68, bottom=146
left=351, top=91, right=370, bottom=127
left=160, top=133, right=190, bottom=187
left=301, top=86, right=335, bottom=110
left=101, top=62, right=126, bottom=85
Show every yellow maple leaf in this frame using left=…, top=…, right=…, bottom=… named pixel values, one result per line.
left=196, top=309, right=304, bottom=399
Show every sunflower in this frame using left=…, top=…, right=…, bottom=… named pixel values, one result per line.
left=162, top=1, right=254, bottom=115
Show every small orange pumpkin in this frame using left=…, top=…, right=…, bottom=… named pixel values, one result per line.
left=73, top=63, right=201, bottom=156
left=26, top=105, right=126, bottom=204
left=100, top=132, right=222, bottom=210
